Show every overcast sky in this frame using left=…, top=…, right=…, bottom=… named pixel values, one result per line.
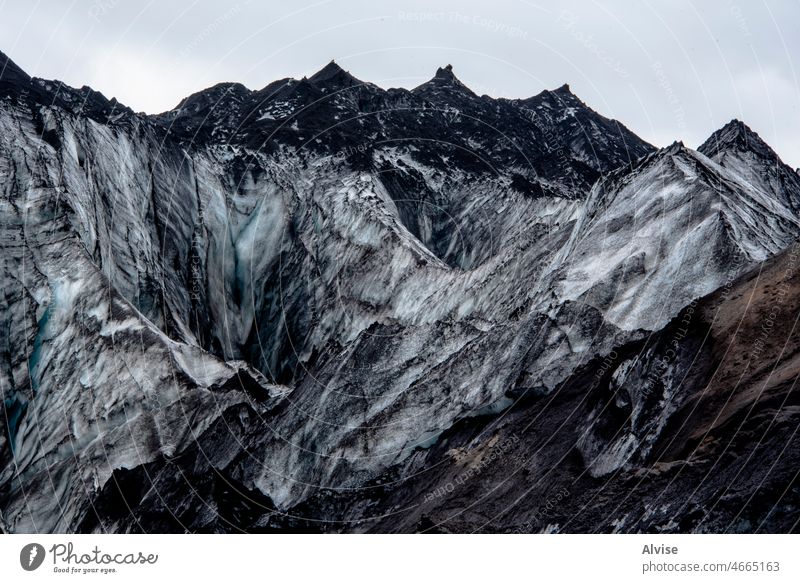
left=2, top=0, right=799, bottom=167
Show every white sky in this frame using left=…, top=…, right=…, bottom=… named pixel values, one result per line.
left=2, top=0, right=799, bottom=167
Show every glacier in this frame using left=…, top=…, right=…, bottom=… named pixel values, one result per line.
left=1, top=52, right=798, bottom=533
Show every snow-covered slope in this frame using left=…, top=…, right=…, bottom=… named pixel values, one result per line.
left=551, top=141, right=800, bottom=330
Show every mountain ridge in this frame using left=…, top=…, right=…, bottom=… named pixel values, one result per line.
left=1, top=48, right=798, bottom=533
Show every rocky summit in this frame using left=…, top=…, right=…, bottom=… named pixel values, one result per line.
left=0, top=51, right=798, bottom=533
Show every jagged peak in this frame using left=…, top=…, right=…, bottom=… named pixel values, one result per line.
left=698, top=119, right=778, bottom=161
left=521, top=83, right=583, bottom=108
left=169, top=81, right=250, bottom=114
left=413, top=64, right=475, bottom=96
left=312, top=60, right=344, bottom=76
left=309, top=60, right=360, bottom=87
left=664, top=140, right=686, bottom=154
left=598, top=139, right=689, bottom=184
left=434, top=64, right=455, bottom=81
